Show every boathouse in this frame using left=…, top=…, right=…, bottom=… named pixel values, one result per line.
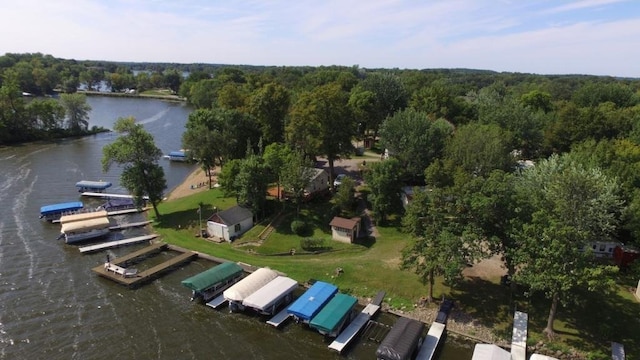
left=287, top=281, right=338, bottom=324
left=329, top=216, right=361, bottom=243
left=181, top=262, right=244, bottom=302
left=223, top=267, right=279, bottom=312
left=376, top=316, right=425, bottom=360
left=309, top=293, right=357, bottom=337
left=206, top=205, right=254, bottom=242
left=242, top=276, right=298, bottom=316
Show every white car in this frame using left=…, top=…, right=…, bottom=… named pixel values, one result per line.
left=333, top=174, right=347, bottom=188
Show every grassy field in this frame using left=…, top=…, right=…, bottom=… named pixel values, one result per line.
left=150, top=187, right=640, bottom=359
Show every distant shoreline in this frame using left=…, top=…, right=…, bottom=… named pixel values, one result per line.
left=78, top=90, right=186, bottom=102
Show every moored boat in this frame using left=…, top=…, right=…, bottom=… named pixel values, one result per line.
left=59, top=210, right=111, bottom=244
left=181, top=262, right=244, bottom=302
left=287, top=281, right=338, bottom=324
left=40, top=201, right=84, bottom=221
left=309, top=293, right=357, bottom=337
left=75, top=180, right=112, bottom=193
left=241, top=276, right=298, bottom=316
left=99, top=198, right=136, bottom=212
left=223, top=267, right=279, bottom=312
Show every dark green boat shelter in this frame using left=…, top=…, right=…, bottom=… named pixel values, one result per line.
left=181, top=262, right=244, bottom=302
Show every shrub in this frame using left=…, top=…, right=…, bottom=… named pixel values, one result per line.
left=301, top=237, right=325, bottom=251
left=291, top=220, right=308, bottom=236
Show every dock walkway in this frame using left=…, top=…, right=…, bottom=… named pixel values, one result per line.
left=109, top=220, right=151, bottom=231
left=415, top=322, right=445, bottom=360
left=79, top=234, right=158, bottom=253
left=266, top=307, right=291, bottom=327
left=109, top=242, right=167, bottom=266
left=328, top=303, right=380, bottom=353
left=511, top=311, right=528, bottom=360
left=206, top=294, right=227, bottom=309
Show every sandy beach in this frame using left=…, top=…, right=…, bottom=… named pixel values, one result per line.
left=166, top=166, right=217, bottom=201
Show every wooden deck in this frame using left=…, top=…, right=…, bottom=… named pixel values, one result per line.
left=92, top=242, right=197, bottom=287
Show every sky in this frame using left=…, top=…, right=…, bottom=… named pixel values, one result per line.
left=1, top=0, right=639, bottom=77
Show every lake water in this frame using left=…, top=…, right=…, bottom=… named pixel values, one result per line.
left=0, top=96, right=474, bottom=359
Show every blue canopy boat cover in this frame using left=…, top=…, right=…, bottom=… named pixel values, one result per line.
left=287, top=281, right=338, bottom=322
left=76, top=180, right=112, bottom=192
left=309, top=293, right=357, bottom=336
left=182, top=262, right=244, bottom=293
left=40, top=201, right=83, bottom=217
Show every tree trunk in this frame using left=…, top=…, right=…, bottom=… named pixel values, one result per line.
left=427, top=268, right=435, bottom=303
left=544, top=292, right=558, bottom=339
left=151, top=200, right=161, bottom=219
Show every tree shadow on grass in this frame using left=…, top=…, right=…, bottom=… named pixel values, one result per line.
left=153, top=204, right=216, bottom=230
left=450, top=277, right=518, bottom=334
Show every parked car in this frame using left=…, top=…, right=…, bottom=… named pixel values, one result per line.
left=333, top=174, right=347, bottom=188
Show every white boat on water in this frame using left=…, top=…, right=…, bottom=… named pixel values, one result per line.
left=59, top=211, right=111, bottom=244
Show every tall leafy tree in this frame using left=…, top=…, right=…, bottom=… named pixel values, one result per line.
left=444, top=122, right=516, bottom=178
left=350, top=72, right=408, bottom=138
left=402, top=185, right=479, bottom=302
left=364, top=158, right=403, bottom=224
left=287, top=82, right=354, bottom=187
left=280, top=150, right=316, bottom=214
left=60, top=93, right=91, bottom=133
left=249, top=83, right=290, bottom=144
left=513, top=153, right=623, bottom=338
left=379, top=108, right=454, bottom=180
left=235, top=154, right=268, bottom=218
left=102, top=117, right=167, bottom=218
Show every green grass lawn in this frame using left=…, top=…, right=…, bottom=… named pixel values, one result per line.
left=150, top=188, right=640, bottom=358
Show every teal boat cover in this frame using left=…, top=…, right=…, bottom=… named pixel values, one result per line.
left=181, top=262, right=243, bottom=292
left=310, top=293, right=357, bottom=334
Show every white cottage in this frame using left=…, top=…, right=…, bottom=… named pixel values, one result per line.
left=304, top=168, right=330, bottom=199
left=206, top=205, right=253, bottom=242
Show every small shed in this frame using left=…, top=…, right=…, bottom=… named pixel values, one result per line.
left=329, top=216, right=361, bottom=243
left=206, top=205, right=253, bottom=242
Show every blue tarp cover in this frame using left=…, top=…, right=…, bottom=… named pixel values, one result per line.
left=287, top=281, right=338, bottom=321
left=169, top=151, right=186, bottom=157
left=40, top=201, right=84, bottom=215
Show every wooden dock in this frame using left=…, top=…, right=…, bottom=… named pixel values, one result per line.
left=328, top=303, right=380, bottom=353
left=109, top=220, right=151, bottom=230
left=92, top=247, right=196, bottom=287
left=107, top=208, right=148, bottom=216
left=206, top=294, right=227, bottom=309
left=510, top=311, right=528, bottom=360
left=109, top=241, right=167, bottom=266
left=79, top=234, right=159, bottom=253
left=415, top=322, right=445, bottom=360
left=266, top=307, right=292, bottom=327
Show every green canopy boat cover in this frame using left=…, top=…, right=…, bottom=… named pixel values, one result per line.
left=181, top=262, right=244, bottom=292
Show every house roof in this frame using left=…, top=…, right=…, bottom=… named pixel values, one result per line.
left=208, top=205, right=253, bottom=225
left=310, top=167, right=327, bottom=181
left=329, top=216, right=360, bottom=230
